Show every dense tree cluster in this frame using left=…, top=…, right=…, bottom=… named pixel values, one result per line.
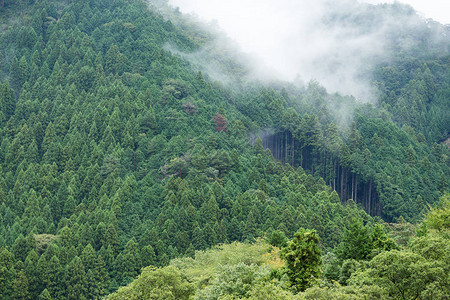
left=0, top=0, right=369, bottom=297
left=0, top=0, right=448, bottom=298
left=107, top=195, right=450, bottom=299
left=246, top=85, right=449, bottom=221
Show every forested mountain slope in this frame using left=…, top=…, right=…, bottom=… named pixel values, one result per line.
left=107, top=195, right=450, bottom=299
left=0, top=0, right=449, bottom=299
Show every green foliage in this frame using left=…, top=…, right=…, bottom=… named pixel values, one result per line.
left=336, top=219, right=398, bottom=261
left=268, top=230, right=288, bottom=248
left=423, top=193, right=450, bottom=231
left=170, top=241, right=270, bottom=285
left=281, top=229, right=322, bottom=292
left=106, top=266, right=194, bottom=300
left=0, top=80, right=16, bottom=120
left=12, top=268, right=30, bottom=300
left=65, top=256, right=88, bottom=300
left=339, top=201, right=450, bottom=298
left=196, top=263, right=270, bottom=299
left=38, top=289, right=52, bottom=300
left=301, top=284, right=387, bottom=300
left=0, top=0, right=447, bottom=298
left=109, top=240, right=294, bottom=300
left=349, top=250, right=448, bottom=299
left=322, top=252, right=341, bottom=282
left=245, top=282, right=299, bottom=300
left=336, top=219, right=372, bottom=261
left=0, top=247, right=15, bottom=299
left=339, top=259, right=361, bottom=285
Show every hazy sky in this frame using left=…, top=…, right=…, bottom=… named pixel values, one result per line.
left=169, top=1, right=450, bottom=26
left=167, top=0, right=450, bottom=99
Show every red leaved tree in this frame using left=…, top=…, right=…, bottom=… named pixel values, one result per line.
left=213, top=113, right=228, bottom=132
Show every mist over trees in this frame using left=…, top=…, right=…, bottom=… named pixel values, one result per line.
left=0, top=0, right=448, bottom=299
left=168, top=0, right=450, bottom=99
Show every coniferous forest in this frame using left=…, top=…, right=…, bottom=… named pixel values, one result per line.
left=0, top=0, right=449, bottom=299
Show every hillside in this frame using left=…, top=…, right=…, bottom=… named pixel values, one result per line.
left=107, top=197, right=450, bottom=299
left=0, top=0, right=449, bottom=299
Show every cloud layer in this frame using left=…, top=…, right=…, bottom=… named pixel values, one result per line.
left=168, top=0, right=449, bottom=100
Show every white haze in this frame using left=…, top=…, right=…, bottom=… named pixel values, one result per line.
left=364, top=0, right=450, bottom=24
left=167, top=0, right=450, bottom=101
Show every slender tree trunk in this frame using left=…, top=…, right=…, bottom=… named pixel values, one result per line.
left=304, top=148, right=307, bottom=170
left=353, top=174, right=356, bottom=202
left=333, top=161, right=336, bottom=190
left=351, top=173, right=353, bottom=201
left=351, top=173, right=354, bottom=201
left=278, top=133, right=280, bottom=161
left=280, top=134, right=282, bottom=161
left=354, top=174, right=357, bottom=203
left=306, top=148, right=309, bottom=170
left=276, top=134, right=279, bottom=160
left=368, top=179, right=372, bottom=215
left=292, top=138, right=295, bottom=166
left=275, top=134, right=278, bottom=160
left=278, top=134, right=281, bottom=160
left=363, top=183, right=366, bottom=209
left=301, top=148, right=304, bottom=168
left=340, top=166, right=344, bottom=200
left=347, top=171, right=350, bottom=200
left=364, top=183, right=368, bottom=211
left=285, top=132, right=288, bottom=163
left=300, top=148, right=303, bottom=168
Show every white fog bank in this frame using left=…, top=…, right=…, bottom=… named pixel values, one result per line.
left=168, top=0, right=450, bottom=100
